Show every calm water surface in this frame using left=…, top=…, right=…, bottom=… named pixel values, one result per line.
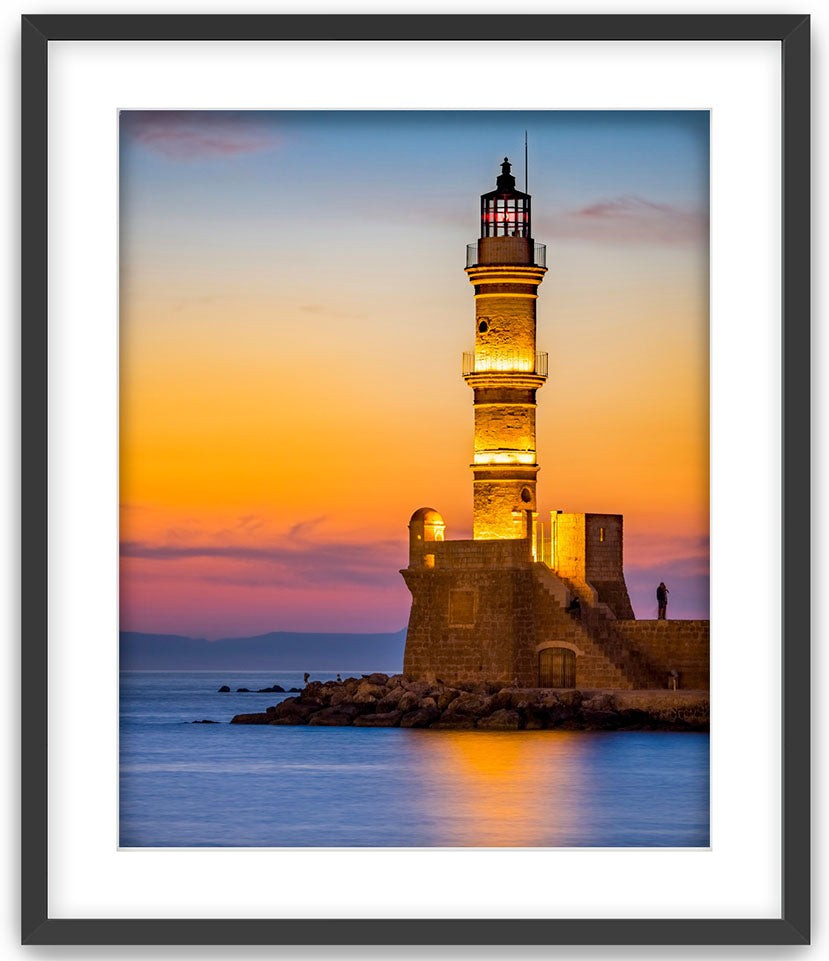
left=120, top=671, right=709, bottom=847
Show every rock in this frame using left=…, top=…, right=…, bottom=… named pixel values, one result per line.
left=397, top=690, right=423, bottom=713
left=230, top=712, right=269, bottom=724
left=580, top=710, right=622, bottom=730
left=400, top=708, right=440, bottom=728
left=498, top=690, right=538, bottom=712
left=191, top=719, right=218, bottom=724
left=580, top=693, right=623, bottom=729
left=288, top=687, right=302, bottom=693
left=436, top=687, right=459, bottom=711
left=353, top=690, right=381, bottom=706
left=217, top=685, right=231, bottom=693
left=610, top=691, right=709, bottom=729
left=257, top=684, right=285, bottom=693
left=269, top=696, right=323, bottom=722
left=457, top=681, right=490, bottom=696
left=308, top=706, right=356, bottom=726
left=443, top=692, right=493, bottom=718
left=353, top=710, right=403, bottom=727
left=581, top=693, right=615, bottom=712
left=366, top=673, right=389, bottom=686
left=541, top=702, right=573, bottom=728
left=430, top=716, right=476, bottom=730
left=612, top=709, right=651, bottom=730
left=236, top=688, right=250, bottom=693
left=490, top=689, right=517, bottom=712
left=477, top=709, right=521, bottom=730
left=228, top=682, right=707, bottom=732
left=556, top=690, right=583, bottom=708
left=376, top=687, right=406, bottom=712
left=522, top=704, right=549, bottom=729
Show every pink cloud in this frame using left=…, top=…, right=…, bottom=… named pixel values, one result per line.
left=121, top=111, right=279, bottom=160
left=541, top=195, right=708, bottom=246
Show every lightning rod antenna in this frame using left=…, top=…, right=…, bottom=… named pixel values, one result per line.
left=524, top=130, right=528, bottom=193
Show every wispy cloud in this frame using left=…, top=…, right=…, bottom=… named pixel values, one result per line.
left=541, top=195, right=708, bottom=247
left=120, top=525, right=406, bottom=590
left=121, top=111, right=279, bottom=160
left=624, top=532, right=709, bottom=573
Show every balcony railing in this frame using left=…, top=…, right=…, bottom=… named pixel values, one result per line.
left=466, top=242, right=546, bottom=269
left=463, top=350, right=548, bottom=378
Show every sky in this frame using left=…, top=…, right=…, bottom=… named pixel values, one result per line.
left=119, top=110, right=709, bottom=638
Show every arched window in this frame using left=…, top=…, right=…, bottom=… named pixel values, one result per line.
left=539, top=647, right=576, bottom=688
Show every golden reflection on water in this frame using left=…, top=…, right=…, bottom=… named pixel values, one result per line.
left=413, top=730, right=592, bottom=847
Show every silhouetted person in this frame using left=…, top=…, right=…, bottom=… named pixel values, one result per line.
left=668, top=669, right=679, bottom=691
left=303, top=672, right=310, bottom=685
left=336, top=673, right=342, bottom=682
left=566, top=595, right=581, bottom=617
left=657, top=582, right=669, bottom=620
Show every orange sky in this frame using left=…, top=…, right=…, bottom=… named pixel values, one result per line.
left=120, top=110, right=709, bottom=636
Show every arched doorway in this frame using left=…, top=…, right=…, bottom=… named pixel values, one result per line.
left=539, top=647, right=575, bottom=688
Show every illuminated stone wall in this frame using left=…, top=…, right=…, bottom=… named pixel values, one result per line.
left=402, top=567, right=532, bottom=684
left=465, top=256, right=546, bottom=541
left=551, top=512, right=634, bottom=619
left=551, top=512, right=586, bottom=581
left=473, top=403, right=536, bottom=455
left=472, top=478, right=534, bottom=539
left=402, top=540, right=699, bottom=689
left=613, top=621, right=710, bottom=690
left=408, top=533, right=532, bottom=571
left=474, top=295, right=536, bottom=359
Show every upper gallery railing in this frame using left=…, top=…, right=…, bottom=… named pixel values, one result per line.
left=466, top=242, right=546, bottom=269
left=462, top=351, right=548, bottom=378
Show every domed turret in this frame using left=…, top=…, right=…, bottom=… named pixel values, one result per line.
left=409, top=508, right=445, bottom=543
left=408, top=508, right=445, bottom=568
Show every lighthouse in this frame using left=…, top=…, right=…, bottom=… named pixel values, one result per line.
left=398, top=156, right=698, bottom=692
left=464, top=158, right=548, bottom=540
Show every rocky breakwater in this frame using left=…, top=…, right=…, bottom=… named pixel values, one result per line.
left=230, top=675, right=709, bottom=731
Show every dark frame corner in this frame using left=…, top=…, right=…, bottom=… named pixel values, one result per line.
left=21, top=13, right=810, bottom=947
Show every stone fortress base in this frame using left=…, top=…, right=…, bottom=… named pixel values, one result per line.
left=401, top=508, right=709, bottom=692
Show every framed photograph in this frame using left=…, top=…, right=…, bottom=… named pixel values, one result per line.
left=22, top=14, right=810, bottom=945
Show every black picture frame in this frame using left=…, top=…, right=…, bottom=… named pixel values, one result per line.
left=21, top=14, right=810, bottom=946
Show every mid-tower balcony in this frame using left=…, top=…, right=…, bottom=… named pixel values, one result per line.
left=466, top=240, right=546, bottom=269
left=462, top=350, right=548, bottom=382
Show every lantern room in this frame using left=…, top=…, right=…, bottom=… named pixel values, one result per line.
left=480, top=157, right=531, bottom=238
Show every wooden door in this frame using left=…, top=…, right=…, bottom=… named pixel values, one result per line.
left=539, top=647, right=575, bottom=688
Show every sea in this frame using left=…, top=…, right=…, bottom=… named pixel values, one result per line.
left=120, top=671, right=710, bottom=848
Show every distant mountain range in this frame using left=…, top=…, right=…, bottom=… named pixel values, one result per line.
left=120, top=628, right=407, bottom=672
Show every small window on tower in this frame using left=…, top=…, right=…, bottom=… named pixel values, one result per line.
left=521, top=487, right=532, bottom=503
left=599, top=527, right=605, bottom=542
left=478, top=320, right=488, bottom=333
left=449, top=590, right=476, bottom=627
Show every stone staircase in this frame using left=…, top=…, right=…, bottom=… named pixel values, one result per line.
left=532, top=564, right=664, bottom=690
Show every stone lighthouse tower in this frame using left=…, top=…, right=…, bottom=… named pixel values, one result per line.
left=398, top=156, right=698, bottom=692
left=464, top=158, right=547, bottom=540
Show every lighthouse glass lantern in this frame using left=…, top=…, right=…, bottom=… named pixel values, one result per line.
left=480, top=157, right=531, bottom=238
